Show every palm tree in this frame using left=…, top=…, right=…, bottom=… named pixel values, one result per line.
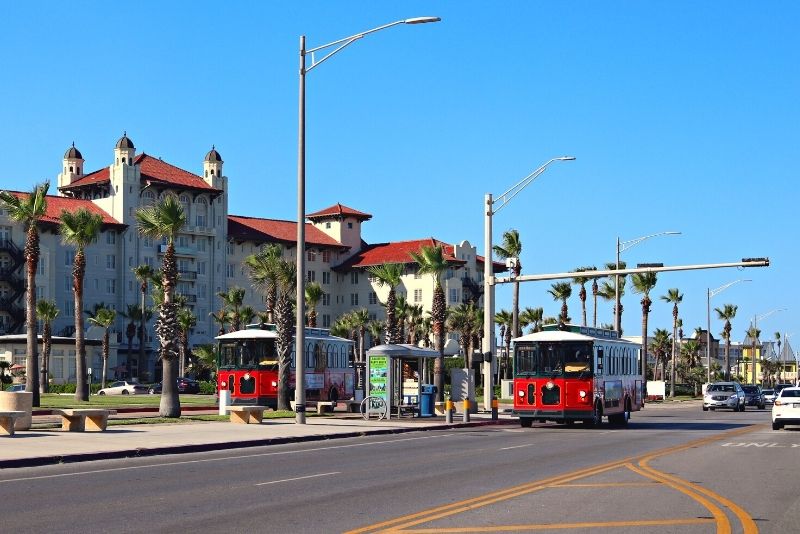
left=659, top=288, right=683, bottom=396
left=88, top=307, right=116, bottom=389
left=519, top=306, right=544, bottom=334
left=240, top=306, right=256, bottom=328
left=492, top=229, right=523, bottom=337
left=775, top=332, right=783, bottom=382
left=209, top=309, right=229, bottom=336
left=366, top=320, right=384, bottom=348
left=494, top=309, right=512, bottom=379
left=0, top=181, right=49, bottom=406
left=406, top=305, right=424, bottom=345
left=136, top=194, right=187, bottom=418
left=367, top=263, right=404, bottom=344
left=590, top=269, right=601, bottom=327
left=715, top=304, right=737, bottom=381
left=631, top=271, right=658, bottom=378
left=304, top=282, right=323, bottom=327
left=571, top=267, right=595, bottom=327
left=598, top=262, right=626, bottom=332
left=447, top=303, right=478, bottom=369
left=60, top=207, right=103, bottom=401
left=410, top=244, right=449, bottom=402
left=680, top=339, right=702, bottom=395
left=177, top=307, right=197, bottom=377
left=192, top=344, right=217, bottom=381
left=394, top=295, right=409, bottom=345
left=217, top=286, right=246, bottom=331
left=745, top=324, right=761, bottom=385
left=650, top=328, right=672, bottom=380
left=132, top=264, right=154, bottom=375
left=548, top=282, right=572, bottom=324
left=244, top=244, right=282, bottom=323
left=36, top=299, right=59, bottom=393
left=273, top=258, right=296, bottom=410
left=121, top=304, right=141, bottom=368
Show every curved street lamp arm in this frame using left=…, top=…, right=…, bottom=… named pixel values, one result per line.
left=619, top=231, right=681, bottom=254
left=493, top=157, right=574, bottom=215
left=710, top=279, right=751, bottom=298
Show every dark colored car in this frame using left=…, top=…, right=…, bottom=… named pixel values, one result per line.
left=148, top=377, right=201, bottom=394
left=741, top=385, right=766, bottom=409
left=774, top=383, right=793, bottom=397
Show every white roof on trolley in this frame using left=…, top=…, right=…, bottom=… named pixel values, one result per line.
left=215, top=328, right=352, bottom=343
left=366, top=344, right=440, bottom=359
left=513, top=330, right=639, bottom=345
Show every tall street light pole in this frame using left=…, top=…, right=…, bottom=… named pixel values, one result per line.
left=615, top=231, right=680, bottom=381
left=296, top=17, right=439, bottom=424
left=482, top=156, right=575, bottom=412
left=706, top=279, right=750, bottom=382
left=751, top=308, right=786, bottom=385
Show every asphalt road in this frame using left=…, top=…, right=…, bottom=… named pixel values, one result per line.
left=1, top=403, right=797, bottom=533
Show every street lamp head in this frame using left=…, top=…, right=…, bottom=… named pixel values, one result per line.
left=404, top=16, right=441, bottom=24
left=664, top=231, right=681, bottom=235
left=557, top=156, right=576, bottom=161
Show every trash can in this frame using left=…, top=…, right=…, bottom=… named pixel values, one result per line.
left=419, top=384, right=436, bottom=417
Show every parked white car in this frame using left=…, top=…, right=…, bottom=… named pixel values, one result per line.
left=772, top=387, right=800, bottom=430
left=97, top=380, right=148, bottom=395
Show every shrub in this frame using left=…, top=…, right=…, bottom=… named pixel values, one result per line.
left=199, top=381, right=216, bottom=395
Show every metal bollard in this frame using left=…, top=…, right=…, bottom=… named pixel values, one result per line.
left=445, top=399, right=453, bottom=424
left=463, top=399, right=470, bottom=423
left=491, top=397, right=498, bottom=420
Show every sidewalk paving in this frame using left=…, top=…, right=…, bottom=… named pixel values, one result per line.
left=0, top=411, right=514, bottom=469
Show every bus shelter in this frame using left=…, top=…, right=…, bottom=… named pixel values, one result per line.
left=365, top=344, right=439, bottom=419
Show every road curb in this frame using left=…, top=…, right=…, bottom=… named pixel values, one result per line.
left=0, top=419, right=514, bottom=469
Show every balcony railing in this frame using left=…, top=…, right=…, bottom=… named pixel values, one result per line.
left=158, top=244, right=195, bottom=256
left=178, top=270, right=197, bottom=280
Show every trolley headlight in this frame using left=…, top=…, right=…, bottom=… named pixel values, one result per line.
left=518, top=390, right=525, bottom=397
left=271, top=381, right=278, bottom=387
left=244, top=373, right=251, bottom=380
left=220, top=381, right=227, bottom=388
left=579, top=390, right=587, bottom=398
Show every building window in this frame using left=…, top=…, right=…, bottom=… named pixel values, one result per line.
left=144, top=256, right=155, bottom=268
left=106, top=232, right=116, bottom=245
left=351, top=272, right=358, bottom=285
left=350, top=293, right=359, bottom=306
left=322, top=250, right=331, bottom=263
left=106, top=279, right=116, bottom=294
left=322, top=293, right=330, bottom=306
left=322, top=271, right=330, bottom=285
left=325, top=222, right=331, bottom=229
left=198, top=262, right=206, bottom=275
left=414, top=289, right=422, bottom=303
left=307, top=250, right=316, bottom=262
left=307, top=270, right=316, bottom=282
left=369, top=292, right=378, bottom=305
left=197, top=239, right=206, bottom=252
left=227, top=243, right=235, bottom=255
left=143, top=236, right=153, bottom=248
left=449, top=288, right=460, bottom=304
left=227, top=264, right=236, bottom=278
left=322, top=314, right=331, bottom=328
left=347, top=222, right=353, bottom=229
left=106, top=255, right=116, bottom=269
left=65, top=250, right=75, bottom=266
left=64, top=275, right=71, bottom=292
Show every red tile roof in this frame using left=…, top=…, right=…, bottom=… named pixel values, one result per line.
left=60, top=153, right=221, bottom=193
left=228, top=215, right=348, bottom=249
left=306, top=203, right=372, bottom=221
left=4, top=191, right=124, bottom=228
left=336, top=237, right=507, bottom=271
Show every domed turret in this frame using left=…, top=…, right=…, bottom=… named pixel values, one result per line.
left=203, top=145, right=224, bottom=184
left=114, top=131, right=136, bottom=165
left=59, top=141, right=85, bottom=188
left=204, top=145, right=223, bottom=163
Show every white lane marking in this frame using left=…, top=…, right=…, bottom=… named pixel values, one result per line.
left=256, top=471, right=340, bottom=486
left=499, top=444, right=534, bottom=451
left=0, top=433, right=456, bottom=484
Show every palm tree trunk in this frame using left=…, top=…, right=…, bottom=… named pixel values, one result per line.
left=101, top=330, right=109, bottom=389
left=139, top=285, right=147, bottom=381
left=641, top=298, right=650, bottom=379
left=670, top=319, right=677, bottom=398
left=592, top=279, right=598, bottom=328
left=511, top=280, right=520, bottom=337
left=41, top=323, right=51, bottom=394
left=74, top=250, right=88, bottom=402
left=25, top=225, right=40, bottom=406
left=157, top=243, right=181, bottom=417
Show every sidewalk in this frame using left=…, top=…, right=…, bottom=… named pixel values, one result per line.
left=0, top=411, right=514, bottom=469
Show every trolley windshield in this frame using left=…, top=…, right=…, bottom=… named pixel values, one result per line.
left=218, top=338, right=278, bottom=370
left=514, top=341, right=593, bottom=378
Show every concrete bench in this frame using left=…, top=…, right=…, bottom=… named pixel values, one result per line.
left=0, top=411, right=26, bottom=436
left=51, top=409, right=118, bottom=432
left=316, top=401, right=336, bottom=414
left=227, top=405, right=265, bottom=424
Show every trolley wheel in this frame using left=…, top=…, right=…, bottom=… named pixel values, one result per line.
left=772, top=421, right=783, bottom=430
left=519, top=417, right=533, bottom=428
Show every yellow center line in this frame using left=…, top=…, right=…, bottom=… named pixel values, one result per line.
left=398, top=517, right=715, bottom=532
left=550, top=481, right=662, bottom=488
left=626, top=462, right=731, bottom=534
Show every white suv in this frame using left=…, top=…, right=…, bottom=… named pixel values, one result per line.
left=703, top=382, right=746, bottom=412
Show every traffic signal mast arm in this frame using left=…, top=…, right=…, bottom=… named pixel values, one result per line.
left=492, top=258, right=769, bottom=285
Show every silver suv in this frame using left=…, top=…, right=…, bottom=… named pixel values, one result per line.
left=703, top=382, right=746, bottom=412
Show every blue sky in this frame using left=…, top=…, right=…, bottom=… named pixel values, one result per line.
left=1, top=2, right=797, bottom=349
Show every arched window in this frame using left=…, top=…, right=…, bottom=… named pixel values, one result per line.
left=143, top=190, right=156, bottom=206
left=69, top=166, right=74, bottom=173
left=196, top=197, right=208, bottom=227
left=122, top=157, right=126, bottom=164
left=179, top=195, right=190, bottom=217
left=210, top=169, right=215, bottom=176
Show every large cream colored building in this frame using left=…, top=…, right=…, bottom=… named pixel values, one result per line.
left=0, top=135, right=502, bottom=384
